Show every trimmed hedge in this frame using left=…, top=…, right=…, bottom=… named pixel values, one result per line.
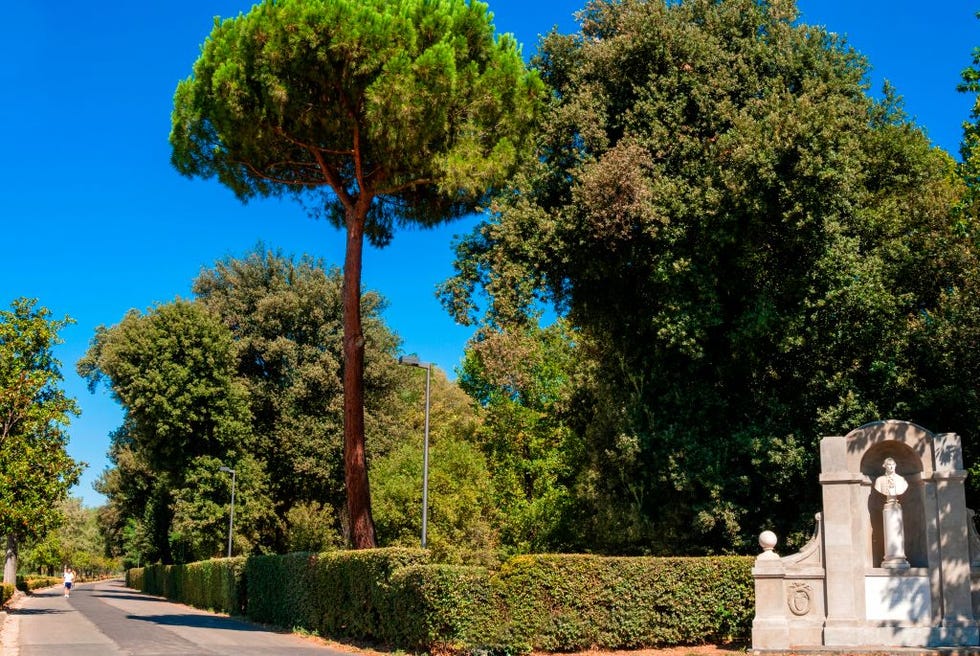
left=16, top=575, right=62, bottom=592
left=387, top=564, right=502, bottom=650
left=490, top=554, right=754, bottom=650
left=245, top=547, right=429, bottom=639
left=128, top=557, right=247, bottom=615
left=385, top=556, right=753, bottom=651
left=127, top=552, right=754, bottom=652
left=125, top=567, right=143, bottom=590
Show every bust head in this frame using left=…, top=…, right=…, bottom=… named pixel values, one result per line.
left=874, top=457, right=908, bottom=497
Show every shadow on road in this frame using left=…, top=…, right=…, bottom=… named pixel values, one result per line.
left=9, top=608, right=70, bottom=616
left=126, top=613, right=268, bottom=632
left=91, top=593, right=160, bottom=602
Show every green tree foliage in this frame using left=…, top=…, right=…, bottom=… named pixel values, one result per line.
left=442, top=0, right=978, bottom=552
left=170, top=0, right=544, bottom=548
left=85, top=249, right=410, bottom=560
left=79, top=301, right=262, bottom=563
left=284, top=501, right=343, bottom=553
left=170, top=455, right=275, bottom=561
left=957, top=18, right=980, bottom=211
left=193, top=248, right=404, bottom=550
left=371, top=366, right=496, bottom=563
left=20, top=498, right=120, bottom=578
left=0, top=298, right=83, bottom=582
left=93, top=429, right=156, bottom=566
left=926, top=26, right=980, bottom=487
left=457, top=321, right=585, bottom=553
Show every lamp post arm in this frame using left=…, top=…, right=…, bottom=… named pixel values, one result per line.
left=397, top=355, right=433, bottom=549
left=219, top=466, right=236, bottom=559
left=422, top=363, right=430, bottom=549
left=228, top=469, right=236, bottom=558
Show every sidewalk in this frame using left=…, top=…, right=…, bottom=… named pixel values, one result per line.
left=1, top=588, right=28, bottom=656
left=1, top=580, right=352, bottom=655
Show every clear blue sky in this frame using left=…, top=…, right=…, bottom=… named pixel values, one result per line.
left=0, top=1, right=976, bottom=507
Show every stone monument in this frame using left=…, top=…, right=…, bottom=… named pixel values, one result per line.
left=752, top=420, right=980, bottom=651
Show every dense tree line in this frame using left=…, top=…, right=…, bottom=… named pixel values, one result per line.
left=81, top=249, right=498, bottom=564
left=0, top=299, right=82, bottom=582
left=442, top=0, right=980, bottom=553
left=18, top=0, right=980, bottom=565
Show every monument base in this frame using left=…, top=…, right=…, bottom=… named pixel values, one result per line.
left=823, top=624, right=980, bottom=648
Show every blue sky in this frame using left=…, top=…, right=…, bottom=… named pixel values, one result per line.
left=1, top=1, right=976, bottom=507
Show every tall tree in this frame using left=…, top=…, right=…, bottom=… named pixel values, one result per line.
left=170, top=0, right=544, bottom=547
left=193, top=247, right=404, bottom=549
left=442, top=0, right=975, bottom=552
left=0, top=298, right=82, bottom=583
left=78, top=301, right=262, bottom=563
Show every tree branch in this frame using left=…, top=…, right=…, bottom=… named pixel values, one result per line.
left=233, top=160, right=325, bottom=187
left=374, top=177, right=435, bottom=196
left=273, top=126, right=353, bottom=158
left=309, top=149, right=355, bottom=212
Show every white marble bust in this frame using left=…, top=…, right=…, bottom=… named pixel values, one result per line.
left=874, top=457, right=908, bottom=497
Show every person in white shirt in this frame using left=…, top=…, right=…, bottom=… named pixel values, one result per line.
left=63, top=567, right=75, bottom=598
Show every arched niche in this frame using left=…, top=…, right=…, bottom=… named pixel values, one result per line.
left=843, top=420, right=936, bottom=476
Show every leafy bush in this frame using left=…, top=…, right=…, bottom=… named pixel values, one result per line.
left=1, top=583, right=15, bottom=606
left=285, top=502, right=343, bottom=553
left=15, top=575, right=62, bottom=592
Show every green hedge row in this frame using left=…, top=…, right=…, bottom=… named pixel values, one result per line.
left=1, top=583, right=15, bottom=606
left=388, top=564, right=501, bottom=650
left=127, top=551, right=754, bottom=652
left=245, top=547, right=429, bottom=640
left=128, top=557, right=246, bottom=615
left=491, top=554, right=753, bottom=650
left=386, top=555, right=754, bottom=651
left=15, top=575, right=62, bottom=592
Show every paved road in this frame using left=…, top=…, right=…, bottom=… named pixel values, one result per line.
left=0, top=578, right=357, bottom=655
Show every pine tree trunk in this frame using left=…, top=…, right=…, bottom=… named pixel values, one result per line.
left=342, top=208, right=376, bottom=549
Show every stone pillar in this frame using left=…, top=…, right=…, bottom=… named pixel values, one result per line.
left=819, top=435, right=865, bottom=646
left=932, top=433, right=978, bottom=643
left=882, top=499, right=910, bottom=570
left=752, top=531, right=789, bottom=650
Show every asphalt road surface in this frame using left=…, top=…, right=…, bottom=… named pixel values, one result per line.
left=0, top=578, right=359, bottom=655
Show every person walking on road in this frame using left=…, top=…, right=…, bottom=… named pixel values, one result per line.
left=63, top=567, right=75, bottom=598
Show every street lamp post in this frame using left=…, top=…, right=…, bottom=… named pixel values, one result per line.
left=218, top=466, right=236, bottom=558
left=398, top=354, right=431, bottom=548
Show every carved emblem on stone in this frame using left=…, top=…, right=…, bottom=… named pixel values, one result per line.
left=787, top=581, right=811, bottom=616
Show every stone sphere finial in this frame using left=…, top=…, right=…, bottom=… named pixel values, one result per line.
left=757, top=530, right=779, bottom=560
